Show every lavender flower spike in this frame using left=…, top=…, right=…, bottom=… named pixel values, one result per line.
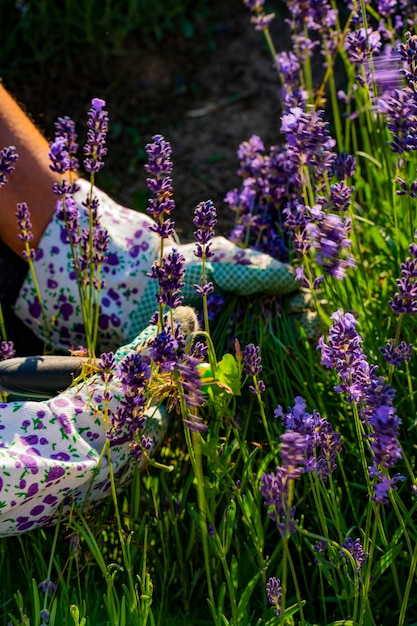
left=242, top=343, right=265, bottom=395
left=16, top=202, right=36, bottom=261
left=390, top=239, right=417, bottom=313
left=318, top=309, right=403, bottom=501
left=147, top=248, right=185, bottom=309
left=145, top=134, right=175, bottom=238
left=0, top=145, right=18, bottom=187
left=83, top=97, right=108, bottom=174
left=340, top=537, right=368, bottom=572
left=0, top=340, right=16, bottom=361
left=266, top=577, right=282, bottom=617
left=193, top=200, right=217, bottom=259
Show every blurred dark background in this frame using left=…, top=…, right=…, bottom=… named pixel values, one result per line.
left=0, top=0, right=288, bottom=241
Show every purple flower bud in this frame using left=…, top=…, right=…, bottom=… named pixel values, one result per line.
left=148, top=248, right=185, bottom=309
left=0, top=340, right=16, bottom=361
left=340, top=537, right=368, bottom=572
left=37, top=578, right=57, bottom=596
left=380, top=339, right=413, bottom=365
left=242, top=343, right=262, bottom=376
left=0, top=145, right=18, bottom=186
left=48, top=136, right=71, bottom=174
left=83, top=98, right=108, bottom=173
left=266, top=577, right=282, bottom=617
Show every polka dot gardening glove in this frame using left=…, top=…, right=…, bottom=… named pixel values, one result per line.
left=128, top=236, right=301, bottom=337
left=14, top=179, right=166, bottom=353
left=0, top=323, right=168, bottom=537
left=14, top=180, right=303, bottom=353
left=177, top=236, right=299, bottom=300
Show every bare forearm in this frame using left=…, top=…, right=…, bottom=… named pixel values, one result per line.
left=0, top=84, right=61, bottom=255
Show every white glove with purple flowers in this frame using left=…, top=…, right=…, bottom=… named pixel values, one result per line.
left=0, top=324, right=167, bottom=537
left=14, top=179, right=300, bottom=353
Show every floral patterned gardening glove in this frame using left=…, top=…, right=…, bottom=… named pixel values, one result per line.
left=14, top=180, right=304, bottom=353
left=0, top=323, right=168, bottom=537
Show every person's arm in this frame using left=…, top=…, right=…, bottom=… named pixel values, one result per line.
left=0, top=84, right=62, bottom=255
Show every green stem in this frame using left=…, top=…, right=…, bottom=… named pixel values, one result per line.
left=358, top=503, right=380, bottom=626
left=398, top=540, right=417, bottom=626
left=279, top=536, right=289, bottom=626
left=41, top=507, right=62, bottom=619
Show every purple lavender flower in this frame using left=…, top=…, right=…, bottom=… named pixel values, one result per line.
left=129, top=434, right=154, bottom=461
left=98, top=351, right=116, bottom=381
left=108, top=352, right=150, bottom=450
left=56, top=195, right=81, bottom=245
left=308, top=208, right=355, bottom=280
left=92, top=226, right=110, bottom=264
left=344, top=27, right=381, bottom=64
left=318, top=310, right=403, bottom=499
left=367, top=405, right=403, bottom=469
left=398, top=32, right=417, bottom=93
left=16, top=202, right=33, bottom=243
left=266, top=577, right=282, bottom=617
left=0, top=340, right=16, bottom=361
left=183, top=414, right=208, bottom=433
left=396, top=176, right=417, bottom=197
left=275, top=396, right=342, bottom=479
left=193, top=200, right=217, bottom=258
left=242, top=343, right=262, bottom=376
left=54, top=115, right=79, bottom=171
left=145, top=134, right=175, bottom=238
left=250, top=12, right=275, bottom=30
left=150, top=329, right=180, bottom=372
left=291, top=33, right=320, bottom=64
left=193, top=200, right=216, bottom=300
left=205, top=293, right=224, bottom=320
left=318, top=181, right=353, bottom=213
left=390, top=241, right=417, bottom=313
left=331, top=152, right=357, bottom=180
left=377, top=88, right=417, bottom=154
left=16, top=202, right=37, bottom=261
left=377, top=0, right=397, bottom=17
left=365, top=45, right=404, bottom=96
left=276, top=51, right=300, bottom=87
left=243, top=0, right=264, bottom=8
left=283, top=200, right=311, bottom=255
left=37, top=578, right=57, bottom=596
left=225, top=137, right=294, bottom=262
left=370, top=470, right=405, bottom=504
left=190, top=340, right=209, bottom=360
left=284, top=0, right=336, bottom=31
left=148, top=248, right=185, bottom=309
left=177, top=353, right=206, bottom=410
left=380, top=339, right=413, bottom=365
left=145, top=133, right=173, bottom=177
left=83, top=98, right=108, bottom=174
left=48, top=137, right=71, bottom=175
left=0, top=145, right=18, bottom=186
left=313, top=539, right=334, bottom=566
left=280, top=106, right=336, bottom=175
left=117, top=352, right=150, bottom=391
left=260, top=430, right=307, bottom=535
left=242, top=344, right=266, bottom=395
left=340, top=537, right=368, bottom=572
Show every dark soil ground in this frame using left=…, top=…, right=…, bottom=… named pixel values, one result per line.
left=5, top=0, right=289, bottom=242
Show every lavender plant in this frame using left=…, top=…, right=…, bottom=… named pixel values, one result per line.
left=4, top=1, right=417, bottom=625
